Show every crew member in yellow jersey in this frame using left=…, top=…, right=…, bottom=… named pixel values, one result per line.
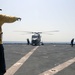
left=0, top=9, right=21, bottom=75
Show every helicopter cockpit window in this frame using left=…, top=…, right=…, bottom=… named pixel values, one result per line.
left=32, top=35, right=38, bottom=40
left=32, top=36, right=38, bottom=38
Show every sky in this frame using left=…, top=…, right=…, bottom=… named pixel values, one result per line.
left=0, top=0, right=75, bottom=43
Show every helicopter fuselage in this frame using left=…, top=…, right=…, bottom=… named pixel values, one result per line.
left=31, top=34, right=41, bottom=46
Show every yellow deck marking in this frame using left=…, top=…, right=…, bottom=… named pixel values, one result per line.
left=39, top=57, right=75, bottom=75
left=4, top=46, right=39, bottom=75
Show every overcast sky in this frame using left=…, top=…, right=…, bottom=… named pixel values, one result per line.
left=0, top=0, right=75, bottom=42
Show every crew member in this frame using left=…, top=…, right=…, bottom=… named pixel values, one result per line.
left=0, top=9, right=21, bottom=75
left=71, top=38, right=74, bottom=47
left=27, top=38, right=30, bottom=45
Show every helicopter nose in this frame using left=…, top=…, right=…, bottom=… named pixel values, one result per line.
left=0, top=9, right=2, bottom=11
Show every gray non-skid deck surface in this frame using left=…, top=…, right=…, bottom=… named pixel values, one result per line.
left=4, top=44, right=35, bottom=69
left=4, top=44, right=75, bottom=75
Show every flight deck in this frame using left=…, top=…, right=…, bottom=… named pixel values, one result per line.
left=4, top=44, right=75, bottom=75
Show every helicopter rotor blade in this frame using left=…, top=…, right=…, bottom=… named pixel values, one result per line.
left=41, top=33, right=53, bottom=35
left=14, top=30, right=59, bottom=34
left=14, top=31, right=43, bottom=34
left=45, top=30, right=59, bottom=32
left=15, top=31, right=31, bottom=33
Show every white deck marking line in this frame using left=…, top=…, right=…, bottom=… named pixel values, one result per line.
left=39, top=57, right=75, bottom=75
left=4, top=46, right=39, bottom=75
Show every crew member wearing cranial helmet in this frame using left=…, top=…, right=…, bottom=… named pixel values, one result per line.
left=0, top=9, right=21, bottom=75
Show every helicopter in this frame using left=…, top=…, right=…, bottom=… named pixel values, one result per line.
left=16, top=30, right=59, bottom=46
left=31, top=32, right=42, bottom=46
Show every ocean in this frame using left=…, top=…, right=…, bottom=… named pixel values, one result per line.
left=3, top=41, right=71, bottom=45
